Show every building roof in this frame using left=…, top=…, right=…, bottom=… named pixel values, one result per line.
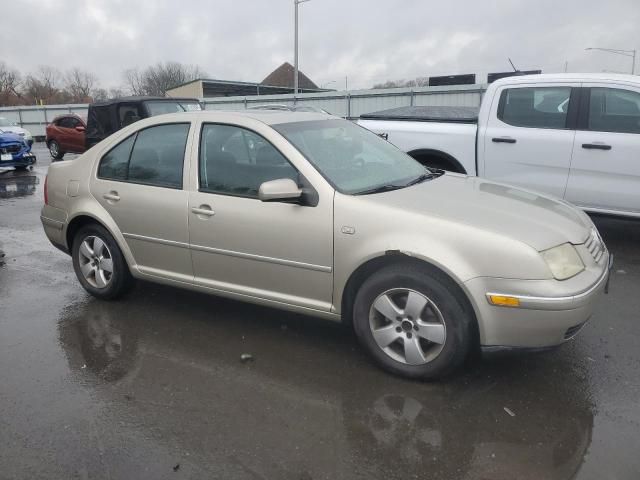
left=261, top=62, right=319, bottom=90
left=166, top=77, right=327, bottom=98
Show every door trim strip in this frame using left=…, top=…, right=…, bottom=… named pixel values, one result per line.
left=123, top=232, right=332, bottom=273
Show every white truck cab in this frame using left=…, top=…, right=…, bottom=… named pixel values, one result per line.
left=359, top=73, right=640, bottom=218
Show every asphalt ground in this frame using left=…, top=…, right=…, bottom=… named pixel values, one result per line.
left=1, top=144, right=639, bottom=479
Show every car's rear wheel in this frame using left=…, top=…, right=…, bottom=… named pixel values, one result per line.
left=72, top=224, right=134, bottom=299
left=48, top=140, right=64, bottom=160
left=353, top=263, right=473, bottom=379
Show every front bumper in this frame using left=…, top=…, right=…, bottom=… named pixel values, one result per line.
left=0, top=152, right=36, bottom=168
left=465, top=252, right=611, bottom=348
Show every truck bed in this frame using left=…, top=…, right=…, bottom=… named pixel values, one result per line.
left=359, top=106, right=479, bottom=124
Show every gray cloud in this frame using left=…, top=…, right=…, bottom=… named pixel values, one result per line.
left=1, top=0, right=638, bottom=91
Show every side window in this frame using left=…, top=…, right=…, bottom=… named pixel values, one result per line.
left=128, top=124, right=189, bottom=188
left=91, top=106, right=112, bottom=134
left=588, top=88, right=640, bottom=134
left=118, top=104, right=142, bottom=127
left=498, top=87, right=571, bottom=129
left=199, top=124, right=298, bottom=198
left=97, top=123, right=189, bottom=188
left=98, top=135, right=135, bottom=181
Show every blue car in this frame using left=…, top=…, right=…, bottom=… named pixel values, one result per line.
left=0, top=132, right=36, bottom=169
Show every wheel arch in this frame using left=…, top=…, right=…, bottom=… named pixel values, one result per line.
left=407, top=149, right=466, bottom=174
left=65, top=213, right=137, bottom=273
left=340, top=252, right=480, bottom=344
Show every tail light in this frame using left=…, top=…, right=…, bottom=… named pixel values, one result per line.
left=44, top=174, right=49, bottom=205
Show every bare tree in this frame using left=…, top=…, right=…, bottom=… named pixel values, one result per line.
left=0, top=62, right=22, bottom=106
left=23, top=66, right=63, bottom=104
left=65, top=68, right=97, bottom=102
left=124, top=62, right=206, bottom=96
left=373, top=76, right=429, bottom=89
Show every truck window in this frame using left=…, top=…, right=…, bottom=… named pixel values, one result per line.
left=498, top=87, right=571, bottom=129
left=588, top=88, right=640, bottom=134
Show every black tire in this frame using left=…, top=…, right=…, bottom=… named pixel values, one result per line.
left=14, top=166, right=30, bottom=171
left=353, top=263, right=473, bottom=380
left=72, top=223, right=134, bottom=300
left=48, top=140, right=65, bottom=160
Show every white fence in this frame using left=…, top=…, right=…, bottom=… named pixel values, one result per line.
left=0, top=84, right=486, bottom=138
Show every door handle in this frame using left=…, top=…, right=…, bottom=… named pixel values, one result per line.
left=582, top=143, right=612, bottom=151
left=492, top=137, right=517, bottom=144
left=191, top=205, right=215, bottom=217
left=103, top=191, right=120, bottom=202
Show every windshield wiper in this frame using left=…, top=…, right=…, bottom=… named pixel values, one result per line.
left=354, top=183, right=407, bottom=195
left=404, top=170, right=443, bottom=187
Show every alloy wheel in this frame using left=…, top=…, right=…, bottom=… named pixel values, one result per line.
left=368, top=288, right=446, bottom=365
left=78, top=235, right=114, bottom=288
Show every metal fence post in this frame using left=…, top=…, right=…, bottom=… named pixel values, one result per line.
left=17, top=108, right=23, bottom=128
left=346, top=92, right=351, bottom=119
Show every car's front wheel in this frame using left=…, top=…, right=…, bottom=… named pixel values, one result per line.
left=72, top=224, right=134, bottom=299
left=48, top=140, right=64, bottom=160
left=353, top=263, right=473, bottom=379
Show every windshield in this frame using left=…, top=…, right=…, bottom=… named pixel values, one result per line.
left=144, top=100, right=202, bottom=116
left=0, top=117, right=15, bottom=127
left=274, top=119, right=430, bottom=194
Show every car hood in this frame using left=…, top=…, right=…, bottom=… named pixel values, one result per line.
left=0, top=126, right=29, bottom=137
left=0, top=132, right=25, bottom=144
left=359, top=174, right=592, bottom=251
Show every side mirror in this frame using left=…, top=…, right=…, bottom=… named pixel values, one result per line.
left=258, top=178, right=302, bottom=203
left=75, top=125, right=86, bottom=132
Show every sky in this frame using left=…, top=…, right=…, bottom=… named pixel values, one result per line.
left=1, top=0, right=639, bottom=91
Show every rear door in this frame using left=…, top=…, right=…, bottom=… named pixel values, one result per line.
left=480, top=83, right=578, bottom=198
left=565, top=84, right=640, bottom=215
left=90, top=121, right=194, bottom=281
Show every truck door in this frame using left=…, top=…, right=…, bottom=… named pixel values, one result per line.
left=565, top=85, right=640, bottom=215
left=479, top=83, right=578, bottom=198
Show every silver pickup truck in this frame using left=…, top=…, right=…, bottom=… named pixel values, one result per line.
left=358, top=73, right=640, bottom=218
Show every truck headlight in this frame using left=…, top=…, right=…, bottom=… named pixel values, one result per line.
left=541, top=243, right=584, bottom=280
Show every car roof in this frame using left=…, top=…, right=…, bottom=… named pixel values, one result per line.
left=52, top=113, right=87, bottom=122
left=491, top=72, right=640, bottom=86
left=130, top=109, right=336, bottom=126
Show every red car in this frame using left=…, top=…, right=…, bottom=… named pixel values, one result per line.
left=45, top=114, right=87, bottom=160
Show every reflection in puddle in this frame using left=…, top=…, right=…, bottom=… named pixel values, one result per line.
left=57, top=292, right=594, bottom=479
left=0, top=174, right=38, bottom=199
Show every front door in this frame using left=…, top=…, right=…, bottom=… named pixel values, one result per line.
left=565, top=85, right=640, bottom=215
left=480, top=83, right=577, bottom=198
left=90, top=122, right=194, bottom=281
left=188, top=122, right=334, bottom=311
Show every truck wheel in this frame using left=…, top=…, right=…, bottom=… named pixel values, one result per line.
left=353, top=263, right=473, bottom=379
left=72, top=224, right=134, bottom=300
left=48, top=140, right=65, bottom=160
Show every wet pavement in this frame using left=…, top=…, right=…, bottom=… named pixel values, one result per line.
left=1, top=145, right=639, bottom=479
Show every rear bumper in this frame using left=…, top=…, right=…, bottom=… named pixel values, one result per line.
left=41, top=205, right=69, bottom=253
left=466, top=253, right=611, bottom=348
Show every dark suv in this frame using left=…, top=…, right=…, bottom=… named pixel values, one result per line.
left=85, top=96, right=202, bottom=149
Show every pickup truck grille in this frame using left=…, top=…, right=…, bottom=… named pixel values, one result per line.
left=0, top=143, right=22, bottom=154
left=584, top=228, right=605, bottom=264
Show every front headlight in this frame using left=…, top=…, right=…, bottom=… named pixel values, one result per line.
left=541, top=243, right=585, bottom=280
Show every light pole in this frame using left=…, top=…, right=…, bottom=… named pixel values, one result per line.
left=294, top=0, right=310, bottom=95
left=586, top=47, right=637, bottom=75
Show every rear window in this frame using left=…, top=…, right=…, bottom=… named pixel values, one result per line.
left=498, top=87, right=571, bottom=129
